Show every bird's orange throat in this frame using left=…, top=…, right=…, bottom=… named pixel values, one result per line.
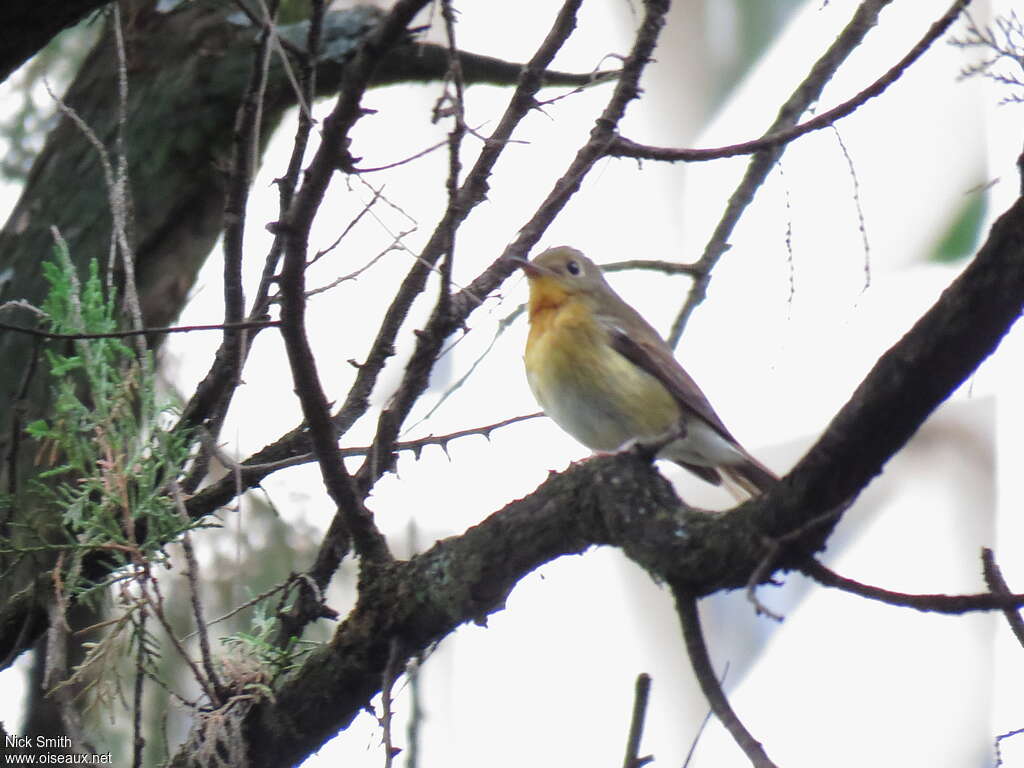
left=526, top=276, right=571, bottom=326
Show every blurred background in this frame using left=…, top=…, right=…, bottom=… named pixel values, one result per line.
left=2, top=0, right=1022, bottom=765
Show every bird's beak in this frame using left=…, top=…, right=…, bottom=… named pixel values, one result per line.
left=507, top=256, right=546, bottom=278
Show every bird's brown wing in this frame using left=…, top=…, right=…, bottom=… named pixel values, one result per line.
left=597, top=311, right=739, bottom=444
left=599, top=310, right=778, bottom=495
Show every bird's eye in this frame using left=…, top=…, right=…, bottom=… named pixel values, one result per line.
left=565, top=260, right=581, bottom=276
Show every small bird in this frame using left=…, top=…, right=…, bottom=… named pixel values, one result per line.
left=518, top=245, right=777, bottom=498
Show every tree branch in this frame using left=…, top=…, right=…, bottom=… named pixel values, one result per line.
left=752, top=190, right=1024, bottom=544
left=662, top=0, right=970, bottom=347
left=0, top=0, right=110, bottom=83
left=347, top=0, right=590, bottom=491
left=803, top=558, right=1024, bottom=615
left=275, top=1, right=432, bottom=567
left=357, top=0, right=672, bottom=493
left=166, top=180, right=1024, bottom=767
left=674, top=588, right=777, bottom=768
left=0, top=319, right=279, bottom=341
left=621, top=673, right=654, bottom=768
left=608, top=0, right=971, bottom=166
left=982, top=547, right=1024, bottom=648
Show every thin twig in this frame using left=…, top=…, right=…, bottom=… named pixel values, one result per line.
left=185, top=411, right=542, bottom=518
left=44, top=600, right=95, bottom=756
left=0, top=299, right=47, bottom=318
left=602, top=259, right=703, bottom=277
left=132, top=606, right=147, bottom=768
left=109, top=4, right=147, bottom=359
left=448, top=0, right=672, bottom=322
left=434, top=0, right=467, bottom=402
left=307, top=186, right=384, bottom=267
left=170, top=480, right=224, bottom=704
left=803, top=557, right=1024, bottom=614
left=360, top=0, right=671, bottom=493
left=995, top=727, right=1024, bottom=768
left=182, top=581, right=290, bottom=642
left=306, top=230, right=413, bottom=298
left=746, top=507, right=845, bottom=620
left=621, top=673, right=653, bottom=768
left=746, top=537, right=786, bottom=622
left=404, top=303, right=526, bottom=433
left=140, top=573, right=221, bottom=708
left=663, top=0, right=970, bottom=347
left=221, top=0, right=278, bottom=414
left=174, top=0, right=325, bottom=466
left=673, top=588, right=778, bottom=768
left=610, top=0, right=972, bottom=166
left=44, top=68, right=143, bottom=354
left=681, top=662, right=730, bottom=768
left=353, top=134, right=454, bottom=173
left=231, top=0, right=305, bottom=59
left=275, top=1, right=435, bottom=573
left=351, top=0, right=591, bottom=489
left=981, top=548, right=1024, bottom=648
left=0, top=318, right=280, bottom=341
left=830, top=125, right=871, bottom=291
left=381, top=638, right=403, bottom=768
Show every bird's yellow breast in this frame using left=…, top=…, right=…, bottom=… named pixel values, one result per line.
left=524, top=290, right=680, bottom=452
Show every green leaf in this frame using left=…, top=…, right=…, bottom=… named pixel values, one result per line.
left=25, top=420, right=52, bottom=439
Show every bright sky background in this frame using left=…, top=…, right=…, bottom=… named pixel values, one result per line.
left=3, top=0, right=1024, bottom=766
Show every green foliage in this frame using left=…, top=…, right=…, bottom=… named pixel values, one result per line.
left=26, top=241, right=198, bottom=597
left=220, top=605, right=316, bottom=689
left=931, top=189, right=987, bottom=264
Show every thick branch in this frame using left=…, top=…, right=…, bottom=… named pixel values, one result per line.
left=165, top=185, right=1024, bottom=767
left=0, top=0, right=605, bottom=667
left=755, top=191, right=1024, bottom=541
left=0, top=0, right=110, bottom=83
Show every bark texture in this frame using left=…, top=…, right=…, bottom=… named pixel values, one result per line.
left=168, top=193, right=1024, bottom=768
left=0, top=0, right=601, bottom=667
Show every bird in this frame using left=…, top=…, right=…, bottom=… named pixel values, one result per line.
left=517, top=245, right=777, bottom=499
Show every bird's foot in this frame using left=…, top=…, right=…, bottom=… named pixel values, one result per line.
left=608, top=436, right=662, bottom=464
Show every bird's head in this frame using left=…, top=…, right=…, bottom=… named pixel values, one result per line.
left=512, top=246, right=610, bottom=317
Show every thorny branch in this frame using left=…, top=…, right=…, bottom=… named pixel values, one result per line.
left=350, top=0, right=591, bottom=492
left=659, top=0, right=971, bottom=346
left=11, top=0, right=1016, bottom=765
left=184, top=412, right=542, bottom=518
left=357, top=0, right=672, bottom=500
left=274, top=0, right=428, bottom=569
left=0, top=0, right=606, bottom=687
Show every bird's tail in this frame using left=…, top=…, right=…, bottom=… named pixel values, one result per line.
left=718, top=454, right=778, bottom=501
